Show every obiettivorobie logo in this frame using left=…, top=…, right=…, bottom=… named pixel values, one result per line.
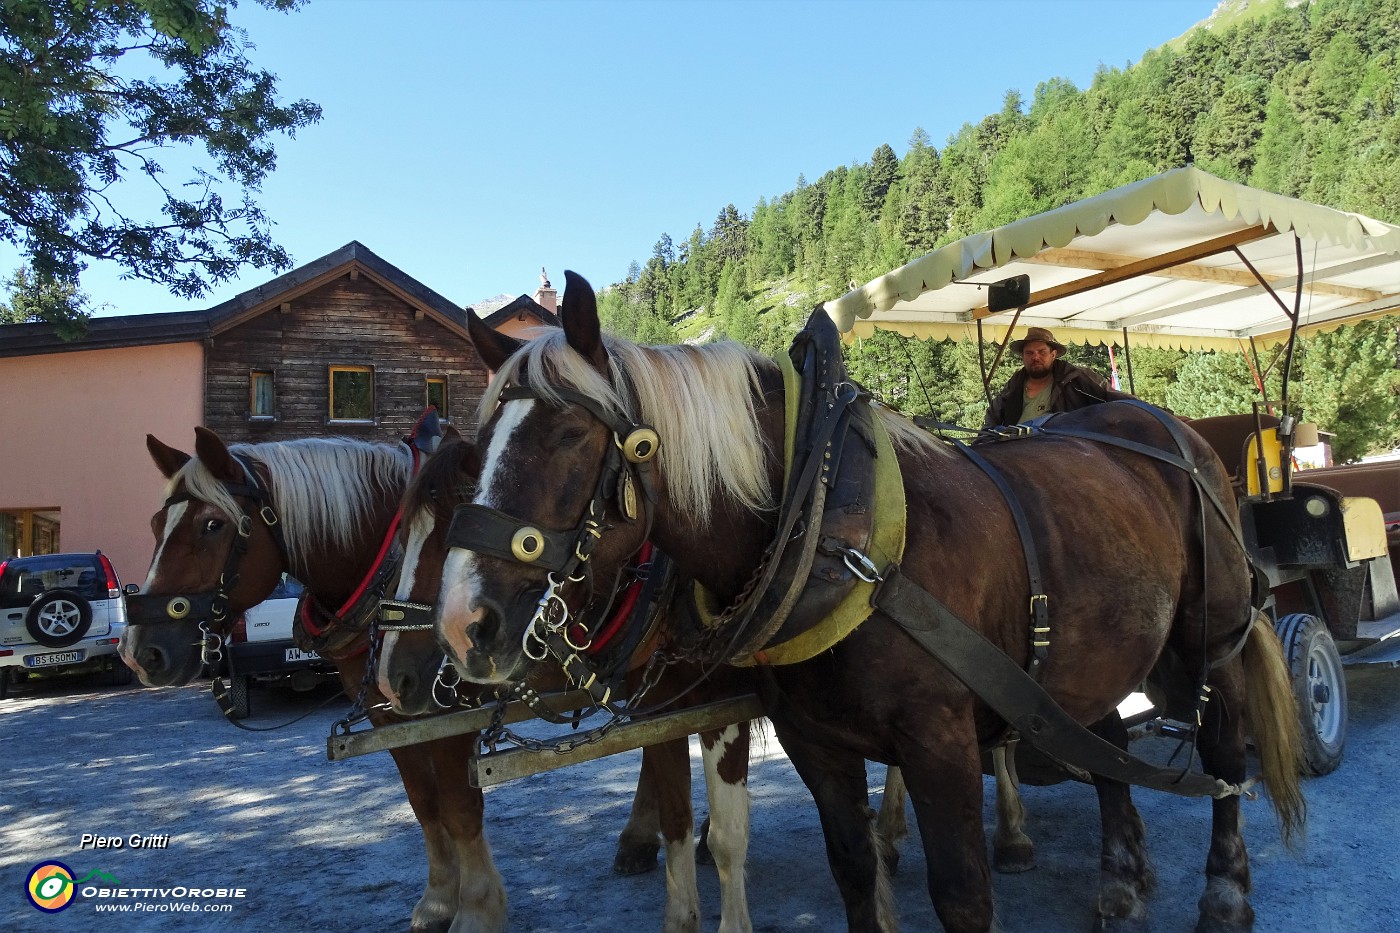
left=24, top=861, right=121, bottom=913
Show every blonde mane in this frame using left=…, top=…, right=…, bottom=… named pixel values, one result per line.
left=480, top=330, right=775, bottom=526
left=172, top=438, right=414, bottom=564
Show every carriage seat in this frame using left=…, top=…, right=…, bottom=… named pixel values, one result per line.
left=1184, top=413, right=1282, bottom=494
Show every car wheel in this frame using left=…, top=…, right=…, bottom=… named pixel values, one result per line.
left=25, top=589, right=94, bottom=648
left=228, top=674, right=251, bottom=720
left=0, top=667, right=10, bottom=701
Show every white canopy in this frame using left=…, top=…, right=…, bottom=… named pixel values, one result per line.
left=824, top=167, right=1400, bottom=351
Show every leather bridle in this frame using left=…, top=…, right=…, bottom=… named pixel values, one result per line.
left=126, top=456, right=290, bottom=637
left=443, top=383, right=661, bottom=683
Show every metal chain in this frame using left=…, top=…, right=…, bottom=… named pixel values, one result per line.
left=330, top=621, right=391, bottom=736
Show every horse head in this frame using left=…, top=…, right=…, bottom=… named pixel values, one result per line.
left=376, top=428, right=483, bottom=716
left=120, top=428, right=287, bottom=687
left=436, top=271, right=777, bottom=685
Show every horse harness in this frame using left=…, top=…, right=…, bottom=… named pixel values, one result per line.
left=126, top=445, right=419, bottom=729
left=441, top=315, right=1257, bottom=800
left=435, top=382, right=679, bottom=716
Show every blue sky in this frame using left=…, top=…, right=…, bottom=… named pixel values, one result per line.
left=6, top=0, right=1223, bottom=317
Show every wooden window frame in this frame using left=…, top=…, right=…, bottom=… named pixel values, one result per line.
left=250, top=369, right=276, bottom=421
left=425, top=376, right=449, bottom=421
left=328, top=364, right=376, bottom=424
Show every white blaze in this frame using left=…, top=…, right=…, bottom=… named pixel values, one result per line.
left=438, top=399, right=534, bottom=663
left=141, top=501, right=189, bottom=592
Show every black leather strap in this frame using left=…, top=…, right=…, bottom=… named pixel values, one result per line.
left=872, top=566, right=1238, bottom=799
left=949, top=438, right=1052, bottom=677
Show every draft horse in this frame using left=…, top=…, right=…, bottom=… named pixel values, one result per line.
left=120, top=429, right=706, bottom=933
left=433, top=271, right=1305, bottom=933
left=375, top=432, right=759, bottom=932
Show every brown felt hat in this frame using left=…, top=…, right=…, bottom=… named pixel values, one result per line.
left=1009, top=326, right=1066, bottom=355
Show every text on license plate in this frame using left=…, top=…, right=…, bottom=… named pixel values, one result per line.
left=29, top=650, right=83, bottom=667
left=285, top=647, right=319, bottom=663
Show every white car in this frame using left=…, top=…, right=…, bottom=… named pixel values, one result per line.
left=221, top=574, right=338, bottom=718
left=0, top=551, right=133, bottom=699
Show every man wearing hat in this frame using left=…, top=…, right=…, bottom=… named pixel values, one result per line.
left=984, top=326, right=1127, bottom=427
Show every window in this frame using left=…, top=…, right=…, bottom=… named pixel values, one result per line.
left=425, top=377, right=448, bottom=418
left=329, top=365, right=375, bottom=422
left=250, top=370, right=275, bottom=419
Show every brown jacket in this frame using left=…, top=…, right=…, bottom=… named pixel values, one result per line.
left=984, top=359, right=1132, bottom=428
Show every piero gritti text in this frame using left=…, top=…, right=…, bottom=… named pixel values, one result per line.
left=80, top=833, right=171, bottom=850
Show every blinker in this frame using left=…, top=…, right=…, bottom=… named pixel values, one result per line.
left=618, top=427, right=660, bottom=464
left=512, top=527, right=546, bottom=563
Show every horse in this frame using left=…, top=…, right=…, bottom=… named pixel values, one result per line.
left=118, top=428, right=710, bottom=933
left=430, top=271, right=1306, bottom=933
left=376, top=430, right=767, bottom=931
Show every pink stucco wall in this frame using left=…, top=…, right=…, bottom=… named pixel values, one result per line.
left=0, top=342, right=204, bottom=587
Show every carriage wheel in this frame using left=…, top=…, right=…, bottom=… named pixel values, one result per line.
left=1275, top=613, right=1347, bottom=776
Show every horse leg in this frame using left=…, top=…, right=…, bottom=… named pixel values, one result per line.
left=770, top=719, right=896, bottom=932
left=643, top=736, right=702, bottom=933
left=1086, top=713, right=1155, bottom=930
left=991, top=740, right=1035, bottom=873
left=875, top=765, right=907, bottom=875
left=426, top=734, right=508, bottom=933
left=1192, top=665, right=1254, bottom=933
left=614, top=747, right=664, bottom=875
left=700, top=721, right=752, bottom=933
left=902, top=727, right=999, bottom=933
left=384, top=743, right=464, bottom=933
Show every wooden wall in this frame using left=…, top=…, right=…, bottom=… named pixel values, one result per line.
left=203, top=273, right=486, bottom=444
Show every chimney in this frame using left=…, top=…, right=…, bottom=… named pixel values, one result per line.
left=533, top=266, right=557, bottom=314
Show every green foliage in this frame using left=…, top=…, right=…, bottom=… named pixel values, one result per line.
left=601, top=0, right=1400, bottom=454
left=1293, top=316, right=1400, bottom=461
left=0, top=0, right=321, bottom=331
left=0, top=265, right=88, bottom=338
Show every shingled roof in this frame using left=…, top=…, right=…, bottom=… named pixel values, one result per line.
left=0, top=241, right=468, bottom=358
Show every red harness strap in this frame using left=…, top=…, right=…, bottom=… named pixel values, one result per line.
left=299, top=446, right=421, bottom=657
left=576, top=540, right=654, bottom=656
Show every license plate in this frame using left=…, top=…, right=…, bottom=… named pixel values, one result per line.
left=285, top=647, right=319, bottom=663
left=28, top=650, right=83, bottom=668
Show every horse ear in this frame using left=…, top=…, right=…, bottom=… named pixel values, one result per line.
left=442, top=423, right=464, bottom=443
left=466, top=307, right=524, bottom=372
left=561, top=270, right=607, bottom=370
left=146, top=435, right=191, bottom=479
left=193, top=427, right=242, bottom=483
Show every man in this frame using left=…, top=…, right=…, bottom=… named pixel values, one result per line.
left=984, top=326, right=1129, bottom=428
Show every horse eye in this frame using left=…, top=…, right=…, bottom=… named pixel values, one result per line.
left=203, top=518, right=224, bottom=535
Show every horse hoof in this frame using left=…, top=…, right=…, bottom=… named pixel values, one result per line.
left=612, top=843, right=660, bottom=876
left=994, top=843, right=1036, bottom=874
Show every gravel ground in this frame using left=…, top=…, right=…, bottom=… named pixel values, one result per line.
left=3, top=664, right=1399, bottom=932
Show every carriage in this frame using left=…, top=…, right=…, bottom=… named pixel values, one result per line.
left=824, top=165, right=1400, bottom=776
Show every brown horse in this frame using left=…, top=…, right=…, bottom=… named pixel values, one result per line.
left=431, top=272, right=1305, bottom=933
left=119, top=428, right=697, bottom=933
left=376, top=430, right=763, bottom=931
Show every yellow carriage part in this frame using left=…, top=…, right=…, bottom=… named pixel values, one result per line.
left=1243, top=428, right=1285, bottom=497
left=1340, top=497, right=1389, bottom=563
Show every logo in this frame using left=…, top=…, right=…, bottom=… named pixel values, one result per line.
left=24, top=862, right=120, bottom=913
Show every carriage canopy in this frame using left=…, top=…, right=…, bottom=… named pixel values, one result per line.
left=824, top=166, right=1400, bottom=351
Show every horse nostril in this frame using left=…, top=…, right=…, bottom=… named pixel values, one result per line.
left=138, top=644, right=166, bottom=674
left=467, top=603, right=501, bottom=648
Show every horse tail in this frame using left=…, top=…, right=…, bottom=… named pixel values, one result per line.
left=1241, top=611, right=1307, bottom=847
